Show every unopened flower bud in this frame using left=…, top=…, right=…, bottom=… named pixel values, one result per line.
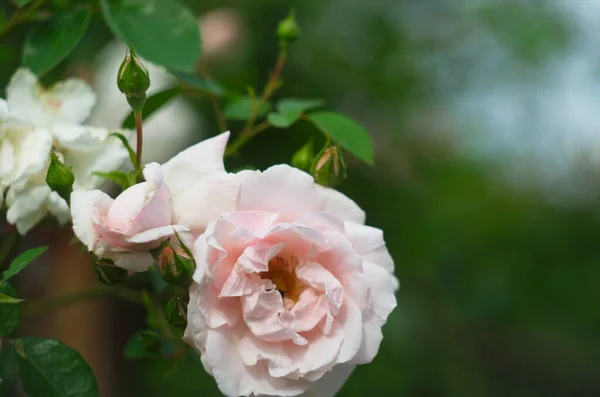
left=164, top=295, right=188, bottom=329
left=117, top=48, right=150, bottom=112
left=93, top=258, right=128, bottom=285
left=277, top=10, right=300, bottom=46
left=311, top=141, right=347, bottom=187
left=46, top=152, right=74, bottom=202
left=157, top=245, right=194, bottom=286
left=291, top=138, right=314, bottom=172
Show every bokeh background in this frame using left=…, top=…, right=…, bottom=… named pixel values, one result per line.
left=2, top=0, right=600, bottom=396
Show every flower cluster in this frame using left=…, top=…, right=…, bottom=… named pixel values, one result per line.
left=0, top=69, right=129, bottom=234
left=72, top=132, right=398, bottom=397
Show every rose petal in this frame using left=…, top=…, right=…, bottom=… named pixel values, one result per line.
left=110, top=251, right=154, bottom=272
left=71, top=190, right=114, bottom=251
left=236, top=165, right=324, bottom=222
left=295, top=261, right=344, bottom=312
left=126, top=224, right=189, bottom=244
left=170, top=171, right=239, bottom=232
left=302, top=364, right=355, bottom=397
left=105, top=163, right=171, bottom=235
left=317, top=185, right=366, bottom=225
left=344, top=222, right=395, bottom=275
left=203, top=327, right=307, bottom=397
left=162, top=131, right=231, bottom=197
left=7, top=68, right=95, bottom=126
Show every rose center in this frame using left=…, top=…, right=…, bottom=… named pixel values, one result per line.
left=260, top=255, right=305, bottom=304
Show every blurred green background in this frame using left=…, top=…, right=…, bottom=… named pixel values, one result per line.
left=2, top=0, right=600, bottom=396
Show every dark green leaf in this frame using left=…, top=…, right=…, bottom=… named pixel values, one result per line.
left=92, top=171, right=132, bottom=190
left=122, top=87, right=182, bottom=129
left=307, top=111, right=374, bottom=165
left=100, top=0, right=201, bottom=72
left=3, top=246, right=47, bottom=281
left=172, top=72, right=227, bottom=97
left=0, top=282, right=21, bottom=336
left=224, top=97, right=271, bottom=121
left=0, top=293, right=23, bottom=304
left=22, top=8, right=91, bottom=76
left=16, top=337, right=99, bottom=397
left=0, top=343, right=18, bottom=396
left=124, top=330, right=166, bottom=359
left=110, top=132, right=137, bottom=169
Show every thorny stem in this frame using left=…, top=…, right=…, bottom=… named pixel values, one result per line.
left=226, top=48, right=288, bottom=157
left=23, top=285, right=143, bottom=319
left=0, top=0, right=46, bottom=39
left=135, top=111, right=143, bottom=170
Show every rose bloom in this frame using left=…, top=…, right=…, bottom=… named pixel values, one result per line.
left=184, top=163, right=398, bottom=397
left=71, top=133, right=238, bottom=270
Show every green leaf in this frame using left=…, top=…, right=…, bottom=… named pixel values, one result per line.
left=92, top=171, right=133, bottom=190
left=124, top=331, right=158, bottom=359
left=3, top=246, right=48, bottom=281
left=0, top=282, right=21, bottom=336
left=172, top=72, right=227, bottom=97
left=278, top=98, right=325, bottom=115
left=110, top=132, right=137, bottom=169
left=0, top=343, right=18, bottom=396
left=267, top=113, right=293, bottom=128
left=123, top=330, right=175, bottom=360
left=224, top=97, right=271, bottom=121
left=122, top=87, right=182, bottom=129
left=100, top=0, right=201, bottom=72
left=22, top=8, right=91, bottom=76
left=307, top=111, right=374, bottom=165
left=0, top=293, right=23, bottom=304
left=12, top=0, right=32, bottom=7
left=16, top=337, right=99, bottom=397
left=268, top=98, right=325, bottom=128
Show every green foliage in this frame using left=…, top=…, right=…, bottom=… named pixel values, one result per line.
left=0, top=343, right=18, bottom=396
left=225, top=97, right=271, bottom=120
left=173, top=72, right=227, bottom=97
left=268, top=98, right=325, bottom=128
left=2, top=246, right=48, bottom=281
left=22, top=7, right=91, bottom=76
left=12, top=0, right=32, bottom=7
left=16, top=337, right=99, bottom=397
left=0, top=293, right=23, bottom=303
left=99, top=0, right=201, bottom=72
left=307, top=111, right=374, bottom=165
left=0, top=282, right=21, bottom=336
left=124, top=330, right=162, bottom=359
left=479, top=2, right=571, bottom=65
left=290, top=138, right=314, bottom=172
left=92, top=170, right=136, bottom=190
left=122, top=87, right=182, bottom=129
left=93, top=258, right=128, bottom=285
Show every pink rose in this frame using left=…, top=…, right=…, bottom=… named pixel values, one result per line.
left=71, top=162, right=187, bottom=270
left=184, top=165, right=398, bottom=397
left=71, top=132, right=239, bottom=270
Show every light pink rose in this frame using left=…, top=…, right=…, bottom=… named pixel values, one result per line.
left=184, top=165, right=398, bottom=397
left=71, top=132, right=239, bottom=271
